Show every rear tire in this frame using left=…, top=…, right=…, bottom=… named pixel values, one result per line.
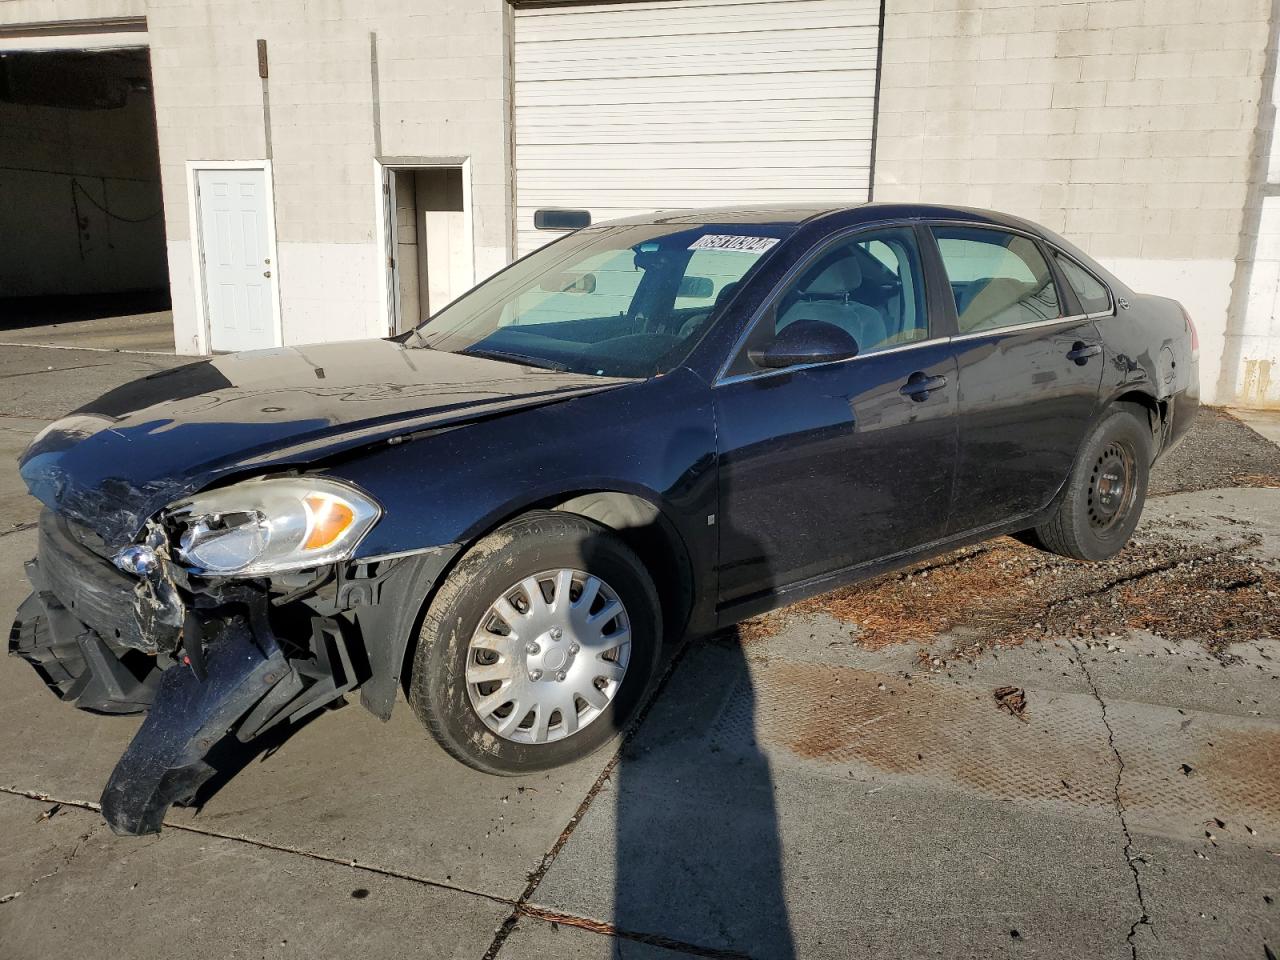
left=1032, top=404, right=1152, bottom=561
left=409, top=511, right=661, bottom=775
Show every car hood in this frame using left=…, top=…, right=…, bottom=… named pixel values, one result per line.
left=19, top=338, right=631, bottom=550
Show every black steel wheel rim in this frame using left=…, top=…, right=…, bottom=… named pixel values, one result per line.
left=1087, top=440, right=1137, bottom=534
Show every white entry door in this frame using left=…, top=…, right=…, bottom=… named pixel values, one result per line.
left=196, top=167, right=278, bottom=352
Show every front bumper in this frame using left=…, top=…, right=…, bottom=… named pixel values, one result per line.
left=10, top=511, right=169, bottom=713
left=9, top=511, right=362, bottom=835
left=11, top=508, right=458, bottom=836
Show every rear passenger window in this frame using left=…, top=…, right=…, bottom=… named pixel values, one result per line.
left=932, top=227, right=1063, bottom=333
left=1054, top=253, right=1112, bottom=315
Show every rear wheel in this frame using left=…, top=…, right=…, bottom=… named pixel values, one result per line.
left=1030, top=404, right=1152, bottom=561
left=409, top=511, right=661, bottom=775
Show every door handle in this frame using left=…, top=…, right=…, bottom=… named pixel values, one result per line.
left=899, top=371, right=947, bottom=402
left=263, top=270, right=272, bottom=278
left=1067, top=341, right=1102, bottom=365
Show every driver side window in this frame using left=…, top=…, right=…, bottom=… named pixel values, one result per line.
left=730, top=227, right=928, bottom=376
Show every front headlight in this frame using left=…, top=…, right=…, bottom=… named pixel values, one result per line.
left=165, top=477, right=381, bottom=576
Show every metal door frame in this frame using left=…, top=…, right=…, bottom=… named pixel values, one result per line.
left=186, top=160, right=284, bottom=354
left=373, top=157, right=475, bottom=336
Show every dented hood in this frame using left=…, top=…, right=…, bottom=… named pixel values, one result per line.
left=19, top=338, right=630, bottom=549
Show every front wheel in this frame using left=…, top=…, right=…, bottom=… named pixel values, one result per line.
left=409, top=511, right=661, bottom=775
left=1031, top=404, right=1153, bottom=561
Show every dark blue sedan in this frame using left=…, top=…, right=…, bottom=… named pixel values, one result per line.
left=11, top=203, right=1199, bottom=834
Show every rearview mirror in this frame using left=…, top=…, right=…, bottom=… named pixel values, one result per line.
left=748, top=319, right=858, bottom=370
left=677, top=276, right=714, bottom=299
left=538, top=272, right=596, bottom=294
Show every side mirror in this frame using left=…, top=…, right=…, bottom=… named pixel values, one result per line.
left=749, top=319, right=859, bottom=370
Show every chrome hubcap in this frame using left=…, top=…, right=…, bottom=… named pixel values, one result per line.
left=466, top=569, right=631, bottom=744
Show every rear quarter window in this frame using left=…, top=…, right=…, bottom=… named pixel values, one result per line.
left=1053, top=253, right=1113, bottom=315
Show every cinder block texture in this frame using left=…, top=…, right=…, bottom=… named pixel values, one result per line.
left=875, top=0, right=1271, bottom=263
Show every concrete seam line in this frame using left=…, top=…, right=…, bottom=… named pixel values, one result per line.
left=0, top=522, right=36, bottom=539
left=1069, top=642, right=1152, bottom=960
left=0, top=362, right=115, bottom=382
left=481, top=634, right=703, bottom=960
left=2, top=784, right=744, bottom=954
left=0, top=342, right=180, bottom=357
left=0, top=785, right=512, bottom=908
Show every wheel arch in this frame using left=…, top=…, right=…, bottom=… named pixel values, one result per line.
left=547, top=490, right=696, bottom=642
left=1106, top=388, right=1168, bottom=460
left=394, top=486, right=697, bottom=704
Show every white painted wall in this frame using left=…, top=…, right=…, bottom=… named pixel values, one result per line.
left=1102, top=257, right=1236, bottom=400
left=1222, top=58, right=1280, bottom=409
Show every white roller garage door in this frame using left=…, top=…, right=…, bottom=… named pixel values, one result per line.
left=513, top=0, right=882, bottom=255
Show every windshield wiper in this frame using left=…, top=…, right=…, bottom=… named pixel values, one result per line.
left=461, top=347, right=570, bottom=372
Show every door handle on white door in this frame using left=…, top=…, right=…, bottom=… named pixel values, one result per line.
left=263, top=271, right=272, bottom=278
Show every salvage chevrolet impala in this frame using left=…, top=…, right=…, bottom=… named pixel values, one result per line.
left=10, top=204, right=1199, bottom=835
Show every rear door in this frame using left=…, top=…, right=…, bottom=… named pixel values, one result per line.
left=713, top=225, right=960, bottom=609
left=929, top=224, right=1104, bottom=533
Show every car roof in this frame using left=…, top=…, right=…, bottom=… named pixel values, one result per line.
left=593, top=202, right=1050, bottom=234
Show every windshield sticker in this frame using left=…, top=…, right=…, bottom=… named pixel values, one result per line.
left=688, top=235, right=781, bottom=254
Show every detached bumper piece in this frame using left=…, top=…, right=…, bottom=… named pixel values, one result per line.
left=10, top=514, right=364, bottom=837
left=99, top=614, right=290, bottom=836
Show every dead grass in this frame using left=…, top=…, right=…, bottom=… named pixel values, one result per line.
left=739, top=532, right=1276, bottom=664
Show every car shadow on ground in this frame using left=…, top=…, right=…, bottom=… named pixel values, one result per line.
left=613, top=625, right=797, bottom=958
left=596, top=468, right=796, bottom=958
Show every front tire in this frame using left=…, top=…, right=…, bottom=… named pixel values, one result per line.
left=409, top=511, right=661, bottom=775
left=1032, top=404, right=1152, bottom=561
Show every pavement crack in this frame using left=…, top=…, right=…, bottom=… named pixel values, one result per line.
left=24, top=820, right=100, bottom=890
left=0, top=522, right=37, bottom=539
left=1070, top=641, right=1152, bottom=959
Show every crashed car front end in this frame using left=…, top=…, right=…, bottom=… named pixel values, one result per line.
left=10, top=476, right=458, bottom=836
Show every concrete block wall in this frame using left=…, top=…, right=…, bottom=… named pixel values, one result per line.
left=875, top=0, right=1274, bottom=406
left=141, top=0, right=511, bottom=355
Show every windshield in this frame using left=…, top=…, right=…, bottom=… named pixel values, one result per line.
left=408, top=223, right=793, bottom=378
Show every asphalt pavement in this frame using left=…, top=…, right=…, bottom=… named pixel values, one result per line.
left=0, top=344, right=1276, bottom=960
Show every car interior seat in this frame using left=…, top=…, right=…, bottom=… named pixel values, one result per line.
left=776, top=254, right=887, bottom=352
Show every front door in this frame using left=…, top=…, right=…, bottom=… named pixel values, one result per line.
left=197, top=167, right=277, bottom=352
left=714, top=226, right=960, bottom=610
left=929, top=224, right=1104, bottom=533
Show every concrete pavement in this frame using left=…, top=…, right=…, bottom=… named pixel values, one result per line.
left=0, top=293, right=176, bottom=353
left=0, top=344, right=1277, bottom=959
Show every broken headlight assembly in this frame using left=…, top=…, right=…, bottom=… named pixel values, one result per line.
left=164, top=477, right=381, bottom=577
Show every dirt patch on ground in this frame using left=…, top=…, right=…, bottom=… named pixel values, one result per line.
left=1150, top=407, right=1280, bottom=496
left=739, top=531, right=1277, bottom=664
